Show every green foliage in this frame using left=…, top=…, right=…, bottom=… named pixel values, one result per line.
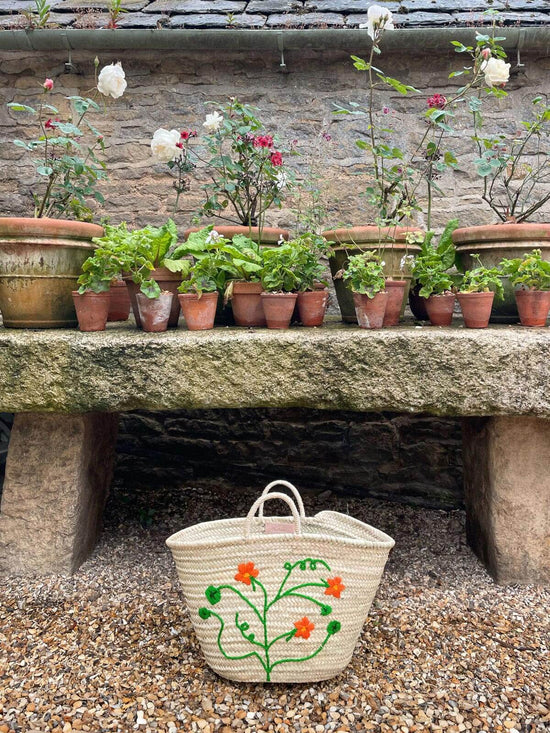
left=339, top=251, right=386, bottom=298
left=77, top=250, right=121, bottom=294
left=288, top=233, right=331, bottom=292
left=22, top=0, right=50, bottom=28
left=413, top=220, right=459, bottom=297
left=458, top=254, right=504, bottom=299
left=7, top=74, right=117, bottom=219
left=178, top=251, right=226, bottom=296
left=197, top=99, right=292, bottom=229
left=500, top=249, right=550, bottom=291
left=260, top=243, right=302, bottom=293
left=90, top=219, right=181, bottom=299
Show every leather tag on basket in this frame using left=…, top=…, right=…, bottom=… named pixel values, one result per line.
left=264, top=521, right=295, bottom=535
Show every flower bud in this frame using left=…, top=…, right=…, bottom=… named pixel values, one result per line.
left=481, top=48, right=491, bottom=60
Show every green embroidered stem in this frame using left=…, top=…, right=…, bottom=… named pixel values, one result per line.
left=235, top=612, right=265, bottom=650
left=208, top=610, right=269, bottom=674
left=216, top=584, right=264, bottom=624
left=268, top=582, right=329, bottom=610
left=267, top=628, right=297, bottom=650
left=283, top=592, right=332, bottom=614
left=274, top=558, right=331, bottom=602
left=269, top=631, right=333, bottom=672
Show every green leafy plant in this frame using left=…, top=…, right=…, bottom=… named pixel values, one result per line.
left=337, top=251, right=386, bottom=298
left=260, top=242, right=303, bottom=293
left=290, top=233, right=332, bottom=292
left=76, top=249, right=121, bottom=294
left=178, top=251, right=226, bottom=297
left=107, top=0, right=126, bottom=28
left=458, top=254, right=504, bottom=299
left=500, top=249, right=550, bottom=291
left=196, top=98, right=292, bottom=231
left=412, top=219, right=459, bottom=297
left=198, top=558, right=343, bottom=682
left=7, top=61, right=127, bottom=220
left=22, top=0, right=50, bottom=28
left=91, top=219, right=182, bottom=299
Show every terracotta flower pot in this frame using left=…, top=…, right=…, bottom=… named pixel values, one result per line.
left=183, top=225, right=289, bottom=245
left=352, top=291, right=388, bottom=329
left=136, top=291, right=173, bottom=333
left=514, top=289, right=550, bottom=327
left=297, top=289, right=329, bottom=327
left=323, top=225, right=422, bottom=322
left=425, top=292, right=456, bottom=326
left=457, top=291, right=495, bottom=329
left=0, top=217, right=102, bottom=328
left=261, top=292, right=298, bottom=329
left=453, top=222, right=550, bottom=323
left=71, top=290, right=111, bottom=332
left=124, top=266, right=182, bottom=329
left=383, top=279, right=407, bottom=327
left=178, top=291, right=218, bottom=331
left=231, top=281, right=266, bottom=327
left=107, top=279, right=131, bottom=322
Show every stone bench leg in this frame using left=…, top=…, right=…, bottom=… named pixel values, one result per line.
left=463, top=416, right=549, bottom=585
left=0, top=412, right=118, bottom=575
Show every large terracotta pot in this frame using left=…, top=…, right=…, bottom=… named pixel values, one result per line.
left=124, top=267, right=182, bottom=329
left=0, top=217, right=102, bottom=328
left=453, top=222, right=550, bottom=323
left=323, top=226, right=422, bottom=322
left=183, top=225, right=289, bottom=245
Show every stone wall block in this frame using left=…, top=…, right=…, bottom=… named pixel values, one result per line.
left=0, top=412, right=119, bottom=575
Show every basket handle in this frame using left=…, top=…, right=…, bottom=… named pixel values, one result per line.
left=258, top=480, right=306, bottom=518
left=245, top=492, right=302, bottom=539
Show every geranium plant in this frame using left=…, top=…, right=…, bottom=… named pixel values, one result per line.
left=412, top=220, right=459, bottom=297
left=178, top=251, right=226, bottom=297
left=76, top=250, right=121, bottom=294
left=457, top=254, right=504, bottom=299
left=337, top=251, right=386, bottom=297
left=501, top=249, right=550, bottom=291
left=196, top=98, right=291, bottom=231
left=7, top=61, right=127, bottom=220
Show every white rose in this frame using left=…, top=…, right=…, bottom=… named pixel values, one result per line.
left=276, top=170, right=288, bottom=190
left=481, top=57, right=511, bottom=87
left=151, top=128, right=181, bottom=163
left=97, top=62, right=127, bottom=99
left=203, top=111, right=224, bottom=133
left=360, top=5, right=394, bottom=41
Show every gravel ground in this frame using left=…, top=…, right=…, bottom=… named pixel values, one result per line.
left=0, top=482, right=548, bottom=733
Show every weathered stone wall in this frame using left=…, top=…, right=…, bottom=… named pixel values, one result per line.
left=114, top=409, right=463, bottom=509
left=1, top=46, right=549, bottom=229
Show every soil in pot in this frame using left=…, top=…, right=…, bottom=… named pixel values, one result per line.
left=383, top=280, right=407, bottom=327
left=72, top=291, right=111, bottom=332
left=453, top=222, right=550, bottom=323
left=178, top=292, right=218, bottom=331
left=261, top=292, right=298, bottom=329
left=297, top=289, right=329, bottom=327
left=108, top=280, right=131, bottom=322
left=457, top=291, right=495, bottom=329
left=324, top=226, right=422, bottom=322
left=352, top=291, right=388, bottom=329
left=0, top=217, right=102, bottom=328
left=514, top=289, right=550, bottom=327
left=425, top=292, right=456, bottom=326
left=136, top=291, right=173, bottom=333
left=231, top=281, right=266, bottom=327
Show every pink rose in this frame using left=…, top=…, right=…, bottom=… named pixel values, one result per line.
left=43, top=78, right=53, bottom=91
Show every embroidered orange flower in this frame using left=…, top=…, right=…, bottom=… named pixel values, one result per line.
left=324, top=577, right=345, bottom=598
left=294, top=617, right=315, bottom=640
left=234, top=562, right=259, bottom=586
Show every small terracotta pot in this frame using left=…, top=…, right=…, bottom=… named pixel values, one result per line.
left=178, top=291, right=218, bottom=331
left=231, top=281, right=266, bottom=327
left=383, top=279, right=407, bottom=327
left=72, top=291, right=111, bottom=332
left=108, top=279, right=131, bottom=322
left=352, top=291, right=388, bottom=329
left=124, top=267, right=181, bottom=329
left=408, top=282, right=429, bottom=320
left=457, top=291, right=495, bottom=329
left=514, top=289, right=550, bottom=327
left=136, top=291, right=173, bottom=333
left=425, top=292, right=456, bottom=326
left=261, top=292, right=298, bottom=329
left=297, top=289, right=329, bottom=327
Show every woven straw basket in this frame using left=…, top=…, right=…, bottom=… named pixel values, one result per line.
left=166, top=481, right=395, bottom=683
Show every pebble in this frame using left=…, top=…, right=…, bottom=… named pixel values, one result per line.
left=0, top=483, right=548, bottom=732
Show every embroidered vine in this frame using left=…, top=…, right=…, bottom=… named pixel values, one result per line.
left=198, top=557, right=344, bottom=681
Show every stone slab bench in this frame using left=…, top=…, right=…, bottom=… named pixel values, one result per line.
left=0, top=321, right=548, bottom=585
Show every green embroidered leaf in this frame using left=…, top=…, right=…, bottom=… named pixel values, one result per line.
left=198, top=607, right=211, bottom=619
left=205, top=585, right=221, bottom=605
left=327, top=620, right=341, bottom=635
